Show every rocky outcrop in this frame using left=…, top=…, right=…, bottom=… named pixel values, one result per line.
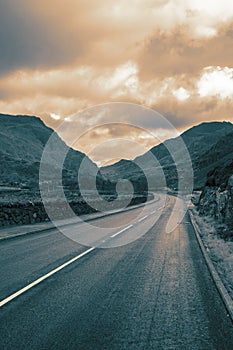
left=198, top=164, right=233, bottom=239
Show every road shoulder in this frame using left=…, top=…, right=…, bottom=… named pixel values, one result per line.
left=189, top=209, right=233, bottom=322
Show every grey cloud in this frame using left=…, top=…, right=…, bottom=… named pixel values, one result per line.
left=0, top=1, right=82, bottom=76
left=139, top=24, right=233, bottom=80
left=151, top=95, right=233, bottom=130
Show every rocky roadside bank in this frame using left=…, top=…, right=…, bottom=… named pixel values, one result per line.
left=197, top=163, right=233, bottom=240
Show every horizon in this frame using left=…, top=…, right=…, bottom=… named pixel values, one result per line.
left=1, top=111, right=232, bottom=167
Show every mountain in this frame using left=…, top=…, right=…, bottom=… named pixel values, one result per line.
left=1, top=115, right=232, bottom=195
left=0, top=114, right=147, bottom=226
left=194, top=131, right=233, bottom=184
left=101, top=121, right=233, bottom=190
left=0, top=114, right=98, bottom=190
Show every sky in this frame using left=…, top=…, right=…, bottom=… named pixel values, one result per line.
left=0, top=0, right=233, bottom=164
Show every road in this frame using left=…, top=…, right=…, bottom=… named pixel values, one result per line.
left=0, top=195, right=233, bottom=349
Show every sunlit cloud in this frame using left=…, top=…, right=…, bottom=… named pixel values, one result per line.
left=173, top=87, right=190, bottom=101
left=197, top=66, right=233, bottom=99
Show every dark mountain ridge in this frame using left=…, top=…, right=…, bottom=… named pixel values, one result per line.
left=101, top=121, right=233, bottom=190
left=0, top=114, right=98, bottom=190
left=1, top=115, right=232, bottom=195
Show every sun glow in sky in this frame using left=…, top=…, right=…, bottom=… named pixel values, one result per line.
left=0, top=0, right=232, bottom=162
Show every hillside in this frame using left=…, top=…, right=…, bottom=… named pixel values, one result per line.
left=101, top=121, right=233, bottom=190
left=0, top=114, right=98, bottom=190
left=1, top=115, right=232, bottom=198
left=194, top=131, right=233, bottom=185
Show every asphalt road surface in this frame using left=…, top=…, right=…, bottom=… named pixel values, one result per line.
left=0, top=195, right=233, bottom=349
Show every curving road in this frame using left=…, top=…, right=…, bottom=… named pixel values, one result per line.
left=0, top=195, right=233, bottom=349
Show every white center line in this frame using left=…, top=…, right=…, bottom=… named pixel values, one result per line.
left=0, top=247, right=95, bottom=308
left=138, top=215, right=148, bottom=222
left=110, top=224, right=133, bottom=238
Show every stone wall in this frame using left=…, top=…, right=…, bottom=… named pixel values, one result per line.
left=0, top=193, right=152, bottom=227
left=0, top=200, right=97, bottom=227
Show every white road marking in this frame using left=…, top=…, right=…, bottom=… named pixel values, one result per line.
left=0, top=198, right=165, bottom=307
left=0, top=247, right=95, bottom=308
left=110, top=224, right=133, bottom=238
left=138, top=215, right=148, bottom=222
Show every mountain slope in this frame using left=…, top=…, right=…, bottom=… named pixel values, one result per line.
left=195, top=130, right=233, bottom=169
left=101, top=121, right=233, bottom=190
left=0, top=114, right=98, bottom=189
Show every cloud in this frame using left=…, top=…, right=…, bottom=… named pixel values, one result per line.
left=151, top=94, right=233, bottom=129
left=197, top=66, right=233, bottom=98
left=0, top=0, right=84, bottom=76
left=1, top=0, right=232, bottom=76
left=0, top=63, right=232, bottom=132
left=138, top=24, right=233, bottom=80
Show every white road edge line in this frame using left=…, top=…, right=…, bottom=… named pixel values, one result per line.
left=0, top=247, right=95, bottom=308
left=110, top=224, right=133, bottom=238
left=138, top=215, right=148, bottom=222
